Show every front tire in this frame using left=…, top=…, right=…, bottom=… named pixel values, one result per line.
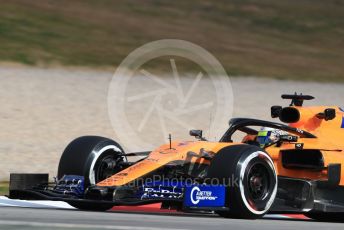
left=57, top=136, right=126, bottom=211
left=207, top=145, right=277, bottom=219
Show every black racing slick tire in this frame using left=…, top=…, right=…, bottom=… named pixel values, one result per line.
left=207, top=145, right=277, bottom=219
left=57, top=136, right=126, bottom=211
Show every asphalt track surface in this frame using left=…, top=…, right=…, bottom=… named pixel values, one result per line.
left=0, top=207, right=343, bottom=230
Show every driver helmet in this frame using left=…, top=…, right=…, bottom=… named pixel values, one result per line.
left=257, top=127, right=287, bottom=148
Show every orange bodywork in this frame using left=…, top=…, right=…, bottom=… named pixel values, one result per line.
left=275, top=106, right=344, bottom=184
left=98, top=105, right=344, bottom=187
left=97, top=141, right=233, bottom=186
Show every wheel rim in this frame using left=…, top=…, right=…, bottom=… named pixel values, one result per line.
left=239, top=151, right=277, bottom=215
left=88, top=145, right=125, bottom=185
left=247, top=162, right=270, bottom=201
left=94, top=153, right=123, bottom=183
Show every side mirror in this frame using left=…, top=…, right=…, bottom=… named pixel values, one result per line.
left=271, top=106, right=282, bottom=118
left=317, top=108, right=336, bottom=121
left=189, top=130, right=206, bottom=141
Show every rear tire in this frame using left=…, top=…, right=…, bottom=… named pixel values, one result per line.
left=207, top=145, right=277, bottom=219
left=57, top=136, right=126, bottom=211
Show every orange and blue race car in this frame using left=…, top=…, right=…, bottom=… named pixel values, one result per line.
left=9, top=94, right=344, bottom=221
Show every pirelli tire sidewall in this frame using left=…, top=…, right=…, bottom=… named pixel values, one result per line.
left=236, top=148, right=277, bottom=216
left=207, top=145, right=277, bottom=219
left=57, top=136, right=126, bottom=187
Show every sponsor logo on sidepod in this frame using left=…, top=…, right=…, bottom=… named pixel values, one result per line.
left=190, top=186, right=218, bottom=205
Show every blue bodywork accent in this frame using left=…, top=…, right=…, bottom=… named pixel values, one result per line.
left=184, top=185, right=226, bottom=207
left=137, top=180, right=192, bottom=200
left=337, top=107, right=344, bottom=128
left=54, top=175, right=85, bottom=197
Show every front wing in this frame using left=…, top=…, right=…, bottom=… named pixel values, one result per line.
left=8, top=174, right=344, bottom=213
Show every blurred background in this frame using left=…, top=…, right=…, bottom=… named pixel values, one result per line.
left=1, top=0, right=344, bottom=80
left=1, top=0, right=344, bottom=185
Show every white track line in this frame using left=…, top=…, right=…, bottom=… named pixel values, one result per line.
left=0, top=196, right=74, bottom=209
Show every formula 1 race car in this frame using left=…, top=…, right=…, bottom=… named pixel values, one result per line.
left=9, top=94, right=344, bottom=221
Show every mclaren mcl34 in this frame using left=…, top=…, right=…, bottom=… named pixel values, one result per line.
left=9, top=94, right=344, bottom=221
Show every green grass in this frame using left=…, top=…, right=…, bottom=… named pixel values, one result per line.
left=0, top=182, right=9, bottom=196
left=0, top=0, right=344, bottom=81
